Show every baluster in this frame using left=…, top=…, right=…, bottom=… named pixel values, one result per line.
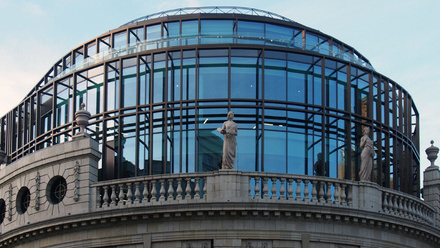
left=287, top=178, right=294, bottom=201
left=127, top=183, right=133, bottom=205
left=303, top=180, right=310, bottom=202
left=279, top=178, right=286, bottom=200
left=203, top=177, right=207, bottom=199
left=340, top=184, right=347, bottom=205
left=103, top=186, right=110, bottom=207
left=271, top=178, right=277, bottom=199
left=111, top=185, right=117, bottom=206
left=118, top=183, right=125, bottom=206
left=185, top=178, right=192, bottom=200
left=318, top=182, right=325, bottom=203
left=134, top=182, right=141, bottom=204
left=409, top=201, right=415, bottom=220
left=167, top=179, right=175, bottom=201
left=194, top=177, right=201, bottom=200
left=325, top=182, right=333, bottom=204
left=392, top=195, right=398, bottom=215
left=311, top=181, right=318, bottom=202
left=159, top=179, right=166, bottom=201
left=333, top=183, right=340, bottom=205
left=295, top=179, right=302, bottom=202
left=402, top=198, right=408, bottom=217
left=383, top=192, right=389, bottom=213
left=150, top=180, right=157, bottom=202
left=346, top=185, right=353, bottom=206
left=396, top=196, right=402, bottom=216
left=176, top=178, right=183, bottom=200
left=262, top=177, right=269, bottom=199
left=97, top=187, right=102, bottom=208
left=254, top=177, right=261, bottom=199
left=143, top=181, right=149, bottom=204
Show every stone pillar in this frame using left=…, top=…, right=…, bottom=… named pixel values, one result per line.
left=423, top=140, right=440, bottom=226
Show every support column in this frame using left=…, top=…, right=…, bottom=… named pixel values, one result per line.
left=423, top=140, right=440, bottom=226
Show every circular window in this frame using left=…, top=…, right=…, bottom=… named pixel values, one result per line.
left=16, top=187, right=31, bottom=214
left=0, top=199, right=5, bottom=224
left=47, top=176, right=67, bottom=204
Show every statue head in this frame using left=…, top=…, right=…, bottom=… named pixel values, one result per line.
left=363, top=126, right=370, bottom=135
left=227, top=111, right=234, bottom=120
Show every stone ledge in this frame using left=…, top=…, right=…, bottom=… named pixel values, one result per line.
left=0, top=202, right=439, bottom=247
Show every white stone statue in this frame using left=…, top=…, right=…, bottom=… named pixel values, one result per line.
left=359, top=126, right=375, bottom=181
left=217, top=111, right=238, bottom=169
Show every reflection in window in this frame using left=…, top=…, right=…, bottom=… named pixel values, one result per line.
left=201, top=20, right=233, bottom=44
left=199, top=56, right=228, bottom=99
left=265, top=58, right=287, bottom=101
left=237, top=21, right=264, bottom=44
left=107, top=62, right=120, bottom=111
left=231, top=57, right=260, bottom=99
left=122, top=58, right=137, bottom=108
left=181, top=20, right=198, bottom=45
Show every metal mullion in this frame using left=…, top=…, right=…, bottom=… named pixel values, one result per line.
left=179, top=51, right=183, bottom=173
left=148, top=55, right=154, bottom=175
left=320, top=59, right=326, bottom=176
left=260, top=49, right=265, bottom=172
left=398, top=88, right=403, bottom=134
left=135, top=55, right=140, bottom=177
left=345, top=65, right=352, bottom=179
left=163, top=52, right=169, bottom=173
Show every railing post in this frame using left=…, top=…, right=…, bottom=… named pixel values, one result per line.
left=143, top=180, right=149, bottom=204
left=254, top=177, right=261, bottom=199
left=271, top=178, right=277, bottom=200
left=176, top=178, right=183, bottom=200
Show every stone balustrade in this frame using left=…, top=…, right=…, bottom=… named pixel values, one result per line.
left=91, top=170, right=436, bottom=227
left=93, top=173, right=208, bottom=209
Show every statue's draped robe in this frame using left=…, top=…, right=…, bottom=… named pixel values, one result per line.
left=221, top=120, right=238, bottom=169
left=359, top=135, right=374, bottom=181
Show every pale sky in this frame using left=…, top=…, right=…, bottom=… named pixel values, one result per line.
left=0, top=0, right=439, bottom=174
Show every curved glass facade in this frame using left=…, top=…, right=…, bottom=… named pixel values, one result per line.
left=0, top=8, right=420, bottom=195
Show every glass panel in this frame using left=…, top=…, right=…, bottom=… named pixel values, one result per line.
left=87, top=42, right=96, bottom=57
left=122, top=58, right=137, bottom=108
left=264, top=58, right=287, bottom=101
left=120, top=115, right=136, bottom=178
left=104, top=119, right=118, bottom=180
left=168, top=53, right=181, bottom=102
left=106, top=62, right=119, bottom=111
left=265, top=23, right=292, bottom=46
left=181, top=20, right=198, bottom=45
left=198, top=108, right=226, bottom=172
left=264, top=130, right=287, bottom=173
left=231, top=57, right=260, bottom=99
left=165, top=21, right=180, bottom=47
left=201, top=20, right=233, bottom=44
left=152, top=111, right=164, bottom=174
left=113, top=31, right=127, bottom=50
left=325, top=59, right=347, bottom=111
left=182, top=57, right=196, bottom=100
left=198, top=56, right=228, bottom=99
left=139, top=55, right=151, bottom=105
left=86, top=66, right=104, bottom=116
left=138, top=112, right=150, bottom=176
left=147, top=24, right=161, bottom=49
left=153, top=57, right=165, bottom=103
left=56, top=77, right=72, bottom=127
left=351, top=67, right=369, bottom=116
left=237, top=21, right=264, bottom=44
left=129, top=27, right=144, bottom=46
left=287, top=111, right=307, bottom=174
left=99, top=36, right=111, bottom=53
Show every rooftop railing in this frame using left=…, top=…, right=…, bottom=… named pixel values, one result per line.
left=51, top=35, right=374, bottom=84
